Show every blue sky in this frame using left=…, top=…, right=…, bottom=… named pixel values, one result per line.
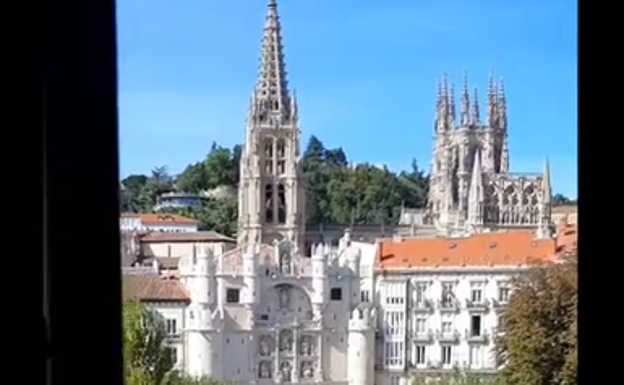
left=117, top=0, right=577, bottom=198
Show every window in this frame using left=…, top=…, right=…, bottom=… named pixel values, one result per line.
left=265, top=184, right=274, bottom=223
left=469, top=346, right=481, bottom=368
left=390, top=376, right=401, bottom=385
left=361, top=290, right=370, bottom=303
left=499, top=287, right=510, bottom=302
left=415, top=318, right=426, bottom=334
left=471, top=288, right=482, bottom=303
left=265, top=160, right=273, bottom=173
left=441, top=282, right=454, bottom=305
left=441, top=345, right=452, bottom=365
left=470, top=315, right=481, bottom=337
left=277, top=160, right=285, bottom=174
left=414, top=282, right=427, bottom=305
left=166, top=319, right=177, bottom=335
left=165, top=347, right=177, bottom=364
left=385, top=282, right=405, bottom=305
left=441, top=321, right=452, bottom=334
left=384, top=311, right=405, bottom=336
left=415, top=345, right=426, bottom=365
left=330, top=287, right=342, bottom=301
left=277, top=139, right=285, bottom=158
left=384, top=341, right=404, bottom=367
left=226, top=288, right=240, bottom=303
left=277, top=184, right=286, bottom=224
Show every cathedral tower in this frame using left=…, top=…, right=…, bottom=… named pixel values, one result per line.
left=237, top=0, right=306, bottom=250
left=428, top=73, right=509, bottom=228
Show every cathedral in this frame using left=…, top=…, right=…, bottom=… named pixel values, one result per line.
left=427, top=74, right=552, bottom=238
left=123, top=2, right=563, bottom=384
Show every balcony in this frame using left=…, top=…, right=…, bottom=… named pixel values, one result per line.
left=413, top=299, right=433, bottom=313
left=491, top=298, right=508, bottom=311
left=437, top=299, right=459, bottom=312
left=465, top=329, right=490, bottom=343
left=436, top=329, right=460, bottom=342
left=412, top=329, right=434, bottom=342
left=466, top=298, right=490, bottom=312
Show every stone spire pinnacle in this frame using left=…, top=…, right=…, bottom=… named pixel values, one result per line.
left=487, top=72, right=498, bottom=127
left=498, top=78, right=507, bottom=131
left=467, top=149, right=484, bottom=225
left=471, top=87, right=480, bottom=125
left=450, top=83, right=456, bottom=126
left=253, top=0, right=292, bottom=124
left=461, top=72, right=470, bottom=126
left=543, top=158, right=551, bottom=204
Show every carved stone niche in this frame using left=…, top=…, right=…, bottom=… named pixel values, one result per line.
left=279, top=360, right=293, bottom=382
left=299, top=335, right=314, bottom=356
left=279, top=329, right=294, bottom=353
left=299, top=360, right=315, bottom=379
left=258, top=335, right=274, bottom=357
left=258, top=360, right=272, bottom=379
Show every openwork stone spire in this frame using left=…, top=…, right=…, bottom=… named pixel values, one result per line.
left=487, top=72, right=499, bottom=127
left=471, top=87, right=480, bottom=125
left=253, top=0, right=292, bottom=124
left=498, top=78, right=507, bottom=131
left=461, top=72, right=470, bottom=126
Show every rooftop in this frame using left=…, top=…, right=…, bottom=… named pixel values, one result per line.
left=140, top=230, right=235, bottom=243
left=121, top=213, right=199, bottom=225
left=376, top=231, right=556, bottom=270
left=122, top=275, right=189, bottom=303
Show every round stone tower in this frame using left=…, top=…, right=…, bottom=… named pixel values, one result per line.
left=348, top=307, right=375, bottom=385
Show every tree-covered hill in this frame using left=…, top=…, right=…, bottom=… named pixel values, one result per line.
left=120, top=136, right=573, bottom=237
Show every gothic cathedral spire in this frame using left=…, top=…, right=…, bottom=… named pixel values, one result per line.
left=238, top=0, right=305, bottom=251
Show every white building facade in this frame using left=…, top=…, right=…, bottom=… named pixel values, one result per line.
left=177, top=233, right=376, bottom=385
left=373, top=231, right=558, bottom=385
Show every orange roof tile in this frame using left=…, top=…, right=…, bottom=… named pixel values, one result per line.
left=122, top=275, right=190, bottom=302
left=376, top=231, right=556, bottom=270
left=122, top=213, right=199, bottom=225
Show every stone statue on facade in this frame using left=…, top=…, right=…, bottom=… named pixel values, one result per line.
left=278, top=286, right=291, bottom=310
left=300, top=361, right=314, bottom=379
left=259, top=335, right=272, bottom=356
left=299, top=335, right=313, bottom=356
left=259, top=361, right=271, bottom=379
left=279, top=330, right=293, bottom=352
left=280, top=361, right=292, bottom=382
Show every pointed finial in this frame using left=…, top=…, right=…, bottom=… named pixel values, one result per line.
left=487, top=72, right=498, bottom=127
left=498, top=77, right=507, bottom=130
left=471, top=87, right=480, bottom=125
left=461, top=72, right=470, bottom=126
left=543, top=158, right=551, bottom=204
left=450, top=83, right=456, bottom=125
left=290, top=89, right=298, bottom=120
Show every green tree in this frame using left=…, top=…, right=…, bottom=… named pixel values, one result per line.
left=552, top=194, right=575, bottom=206
left=123, top=301, right=174, bottom=385
left=176, top=162, right=208, bottom=193
left=495, top=254, right=577, bottom=385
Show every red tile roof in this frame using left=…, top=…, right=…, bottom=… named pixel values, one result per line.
left=140, top=231, right=235, bottom=243
left=121, top=213, right=199, bottom=225
left=376, top=231, right=557, bottom=270
left=122, top=275, right=190, bottom=302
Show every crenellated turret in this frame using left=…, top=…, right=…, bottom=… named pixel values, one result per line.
left=347, top=307, right=375, bottom=385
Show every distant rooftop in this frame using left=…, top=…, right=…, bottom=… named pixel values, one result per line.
left=140, top=230, right=235, bottom=243
left=122, top=275, right=189, bottom=303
